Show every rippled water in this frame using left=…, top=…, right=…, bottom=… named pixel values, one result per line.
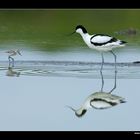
left=1, top=60, right=140, bottom=79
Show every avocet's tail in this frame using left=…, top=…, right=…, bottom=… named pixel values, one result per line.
left=120, top=40, right=127, bottom=44
left=117, top=40, right=127, bottom=47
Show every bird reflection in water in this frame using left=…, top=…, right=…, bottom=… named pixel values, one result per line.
left=6, top=66, right=20, bottom=77
left=67, top=64, right=126, bottom=118
left=67, top=92, right=126, bottom=118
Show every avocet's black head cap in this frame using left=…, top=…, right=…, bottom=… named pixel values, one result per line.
left=75, top=109, right=87, bottom=117
left=75, top=25, right=87, bottom=33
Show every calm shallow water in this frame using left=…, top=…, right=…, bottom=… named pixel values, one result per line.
left=0, top=10, right=140, bottom=131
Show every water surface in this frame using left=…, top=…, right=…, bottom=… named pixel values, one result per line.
left=0, top=9, right=140, bottom=131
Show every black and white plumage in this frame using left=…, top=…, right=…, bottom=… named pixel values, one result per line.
left=74, top=25, right=127, bottom=92
left=75, top=25, right=127, bottom=51
left=67, top=92, right=126, bottom=118
left=90, top=34, right=126, bottom=51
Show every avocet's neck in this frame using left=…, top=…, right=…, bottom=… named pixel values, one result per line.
left=75, top=106, right=87, bottom=117
left=78, top=32, right=90, bottom=38
left=78, top=32, right=92, bottom=47
left=75, top=99, right=92, bottom=116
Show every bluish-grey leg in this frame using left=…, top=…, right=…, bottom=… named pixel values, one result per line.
left=109, top=51, right=117, bottom=93
left=8, top=56, right=12, bottom=67
left=9, top=56, right=14, bottom=67
left=11, top=57, right=14, bottom=67
left=100, top=53, right=104, bottom=92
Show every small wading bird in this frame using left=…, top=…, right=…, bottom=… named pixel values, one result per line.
left=67, top=92, right=126, bottom=118
left=71, top=25, right=127, bottom=91
left=5, top=49, right=22, bottom=67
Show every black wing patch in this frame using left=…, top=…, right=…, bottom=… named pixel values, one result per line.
left=90, top=98, right=117, bottom=106
left=90, top=34, right=118, bottom=46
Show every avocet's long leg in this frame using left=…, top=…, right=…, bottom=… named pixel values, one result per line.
left=109, top=51, right=117, bottom=93
left=100, top=53, right=104, bottom=92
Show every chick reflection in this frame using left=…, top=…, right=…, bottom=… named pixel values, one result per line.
left=6, top=66, right=20, bottom=77
left=67, top=63, right=126, bottom=118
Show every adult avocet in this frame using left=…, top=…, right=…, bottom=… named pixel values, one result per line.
left=71, top=25, right=127, bottom=91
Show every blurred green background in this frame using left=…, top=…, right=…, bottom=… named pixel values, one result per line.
left=0, top=9, right=140, bottom=51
